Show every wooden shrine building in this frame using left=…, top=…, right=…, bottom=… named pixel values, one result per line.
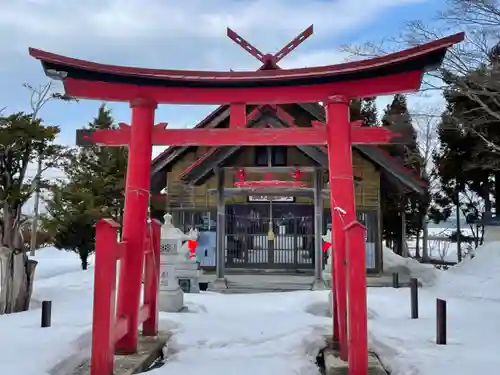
left=150, top=102, right=426, bottom=275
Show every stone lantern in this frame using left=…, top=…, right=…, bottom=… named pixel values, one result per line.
left=159, top=263, right=184, bottom=312
left=158, top=213, right=184, bottom=312
left=321, top=229, right=333, bottom=288
left=160, top=213, right=202, bottom=295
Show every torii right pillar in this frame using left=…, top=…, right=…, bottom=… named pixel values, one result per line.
left=325, top=95, right=368, bottom=375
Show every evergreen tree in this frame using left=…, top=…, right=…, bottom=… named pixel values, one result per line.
left=430, top=65, right=500, bottom=246
left=382, top=94, right=413, bottom=158
left=43, top=105, right=128, bottom=269
left=431, top=42, right=500, bottom=218
left=427, top=34, right=500, bottom=249
left=350, top=98, right=378, bottom=126
left=0, top=112, right=63, bottom=313
left=380, top=94, right=427, bottom=254
left=349, top=99, right=362, bottom=122
left=360, top=97, right=378, bottom=126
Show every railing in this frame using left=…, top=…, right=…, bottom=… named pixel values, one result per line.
left=90, top=218, right=161, bottom=375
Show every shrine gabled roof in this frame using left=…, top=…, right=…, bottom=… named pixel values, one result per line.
left=298, top=102, right=427, bottom=192
left=155, top=102, right=426, bottom=194
left=29, top=33, right=463, bottom=102
left=178, top=107, right=330, bottom=185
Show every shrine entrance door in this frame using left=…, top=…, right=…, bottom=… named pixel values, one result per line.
left=225, top=202, right=314, bottom=270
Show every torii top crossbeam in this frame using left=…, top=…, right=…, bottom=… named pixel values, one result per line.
left=29, top=32, right=464, bottom=105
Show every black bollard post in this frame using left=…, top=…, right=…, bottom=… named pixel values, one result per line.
left=392, top=272, right=399, bottom=288
left=436, top=299, right=447, bottom=345
left=410, top=278, right=419, bottom=319
left=41, top=300, right=52, bottom=328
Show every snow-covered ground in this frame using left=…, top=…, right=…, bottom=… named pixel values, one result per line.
left=1, top=243, right=498, bottom=375
left=369, top=242, right=500, bottom=375
left=31, top=247, right=94, bottom=280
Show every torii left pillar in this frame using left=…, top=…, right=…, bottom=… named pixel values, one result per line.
left=116, top=98, right=157, bottom=354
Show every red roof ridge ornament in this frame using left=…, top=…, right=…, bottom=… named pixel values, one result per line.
left=227, top=25, right=314, bottom=68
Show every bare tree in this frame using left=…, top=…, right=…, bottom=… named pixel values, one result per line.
left=459, top=189, right=486, bottom=247
left=413, top=106, right=441, bottom=177
left=409, top=105, right=441, bottom=258
left=343, top=0, right=500, bottom=148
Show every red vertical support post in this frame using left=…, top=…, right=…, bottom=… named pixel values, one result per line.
left=90, top=219, right=120, bottom=375
left=116, top=98, right=156, bottom=354
left=330, top=246, right=339, bottom=343
left=325, top=95, right=354, bottom=361
left=344, top=221, right=368, bottom=375
left=230, top=103, right=246, bottom=128
left=143, top=219, right=161, bottom=336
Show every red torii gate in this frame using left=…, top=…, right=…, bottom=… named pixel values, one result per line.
left=29, top=28, right=463, bottom=375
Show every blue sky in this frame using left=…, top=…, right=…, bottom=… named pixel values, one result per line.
left=0, top=0, right=447, bottom=162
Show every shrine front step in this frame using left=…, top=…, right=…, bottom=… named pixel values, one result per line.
left=222, top=274, right=315, bottom=293
left=220, top=287, right=311, bottom=294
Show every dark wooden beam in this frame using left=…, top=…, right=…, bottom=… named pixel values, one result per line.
left=187, top=146, right=239, bottom=185
left=295, top=102, right=426, bottom=194
left=181, top=111, right=327, bottom=185
left=355, top=145, right=425, bottom=194
left=314, top=168, right=323, bottom=282
left=215, top=167, right=225, bottom=279
left=151, top=106, right=231, bottom=175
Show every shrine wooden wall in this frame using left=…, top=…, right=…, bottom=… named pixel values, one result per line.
left=162, top=146, right=381, bottom=211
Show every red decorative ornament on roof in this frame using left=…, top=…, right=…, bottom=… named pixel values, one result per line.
left=291, top=168, right=303, bottom=181
left=233, top=168, right=307, bottom=188
left=236, top=168, right=247, bottom=184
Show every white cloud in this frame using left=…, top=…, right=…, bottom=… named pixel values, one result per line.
left=0, top=0, right=425, bottom=141
left=3, top=0, right=436, bottom=216
left=5, top=0, right=436, bottom=175
left=0, top=0, right=426, bottom=70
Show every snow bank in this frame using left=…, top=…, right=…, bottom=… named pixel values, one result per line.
left=368, top=242, right=500, bottom=375
left=382, top=247, right=439, bottom=286
left=381, top=241, right=500, bottom=294
left=31, top=247, right=94, bottom=280
left=1, top=263, right=331, bottom=375
left=0, top=268, right=95, bottom=375
left=437, top=241, right=500, bottom=300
